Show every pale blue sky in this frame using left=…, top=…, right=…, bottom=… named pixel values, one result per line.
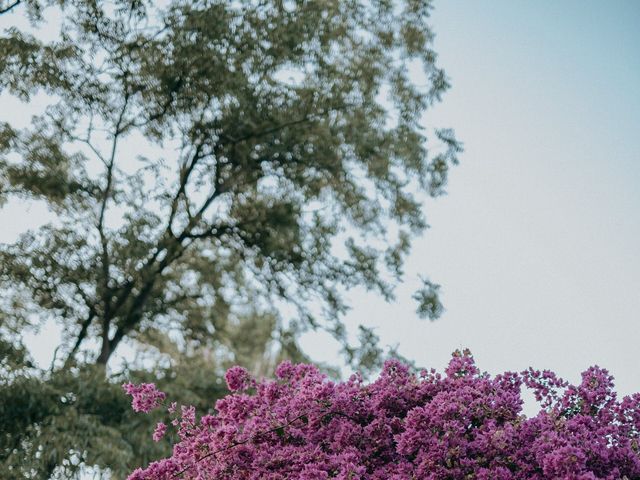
left=302, top=0, right=640, bottom=396
left=421, top=0, right=640, bottom=395
left=2, top=1, right=639, bottom=399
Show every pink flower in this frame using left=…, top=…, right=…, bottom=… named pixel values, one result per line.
left=152, top=422, right=167, bottom=442
left=122, top=382, right=166, bottom=413
left=124, top=354, right=640, bottom=479
left=224, top=365, right=251, bottom=391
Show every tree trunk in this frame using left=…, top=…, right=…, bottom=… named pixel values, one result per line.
left=96, top=325, right=111, bottom=365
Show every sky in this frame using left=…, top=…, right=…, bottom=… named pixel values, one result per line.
left=1, top=1, right=639, bottom=401
left=301, top=0, right=640, bottom=397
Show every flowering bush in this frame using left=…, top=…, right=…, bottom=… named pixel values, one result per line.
left=124, top=350, right=640, bottom=479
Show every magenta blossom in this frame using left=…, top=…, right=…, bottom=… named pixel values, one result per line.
left=152, top=422, right=167, bottom=442
left=126, top=351, right=640, bottom=479
left=224, top=365, right=252, bottom=392
left=122, top=382, right=166, bottom=413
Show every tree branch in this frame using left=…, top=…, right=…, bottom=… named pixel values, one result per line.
left=69, top=134, right=108, bottom=166
left=120, top=76, right=183, bottom=133
left=182, top=224, right=232, bottom=240
left=96, top=93, right=130, bottom=365
left=94, top=103, right=344, bottom=365
left=65, top=311, right=95, bottom=366
left=105, top=238, right=186, bottom=357
left=167, top=142, right=204, bottom=234
left=223, top=104, right=351, bottom=146
left=0, top=0, right=21, bottom=15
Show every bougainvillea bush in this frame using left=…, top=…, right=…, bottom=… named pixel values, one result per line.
left=124, top=350, right=640, bottom=479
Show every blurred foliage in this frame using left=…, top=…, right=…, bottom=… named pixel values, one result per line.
left=0, top=351, right=222, bottom=478
left=0, top=0, right=459, bottom=368
left=0, top=0, right=458, bottom=476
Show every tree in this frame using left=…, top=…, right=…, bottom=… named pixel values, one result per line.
left=124, top=352, right=640, bottom=479
left=0, top=0, right=460, bottom=370
left=0, top=1, right=460, bottom=476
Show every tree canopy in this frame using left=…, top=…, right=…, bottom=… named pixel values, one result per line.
left=0, top=0, right=459, bottom=369
left=0, top=0, right=460, bottom=477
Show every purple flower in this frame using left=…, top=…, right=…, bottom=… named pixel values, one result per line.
left=152, top=422, right=167, bottom=442
left=124, top=353, right=640, bottom=479
left=224, top=365, right=251, bottom=391
left=122, top=382, right=166, bottom=413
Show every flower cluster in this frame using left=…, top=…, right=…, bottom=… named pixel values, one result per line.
left=225, top=365, right=254, bottom=392
left=122, top=382, right=166, bottom=413
left=126, top=352, right=640, bottom=479
left=152, top=422, right=167, bottom=442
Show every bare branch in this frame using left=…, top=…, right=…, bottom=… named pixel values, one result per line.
left=69, top=134, right=108, bottom=166
left=0, top=0, right=20, bottom=15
